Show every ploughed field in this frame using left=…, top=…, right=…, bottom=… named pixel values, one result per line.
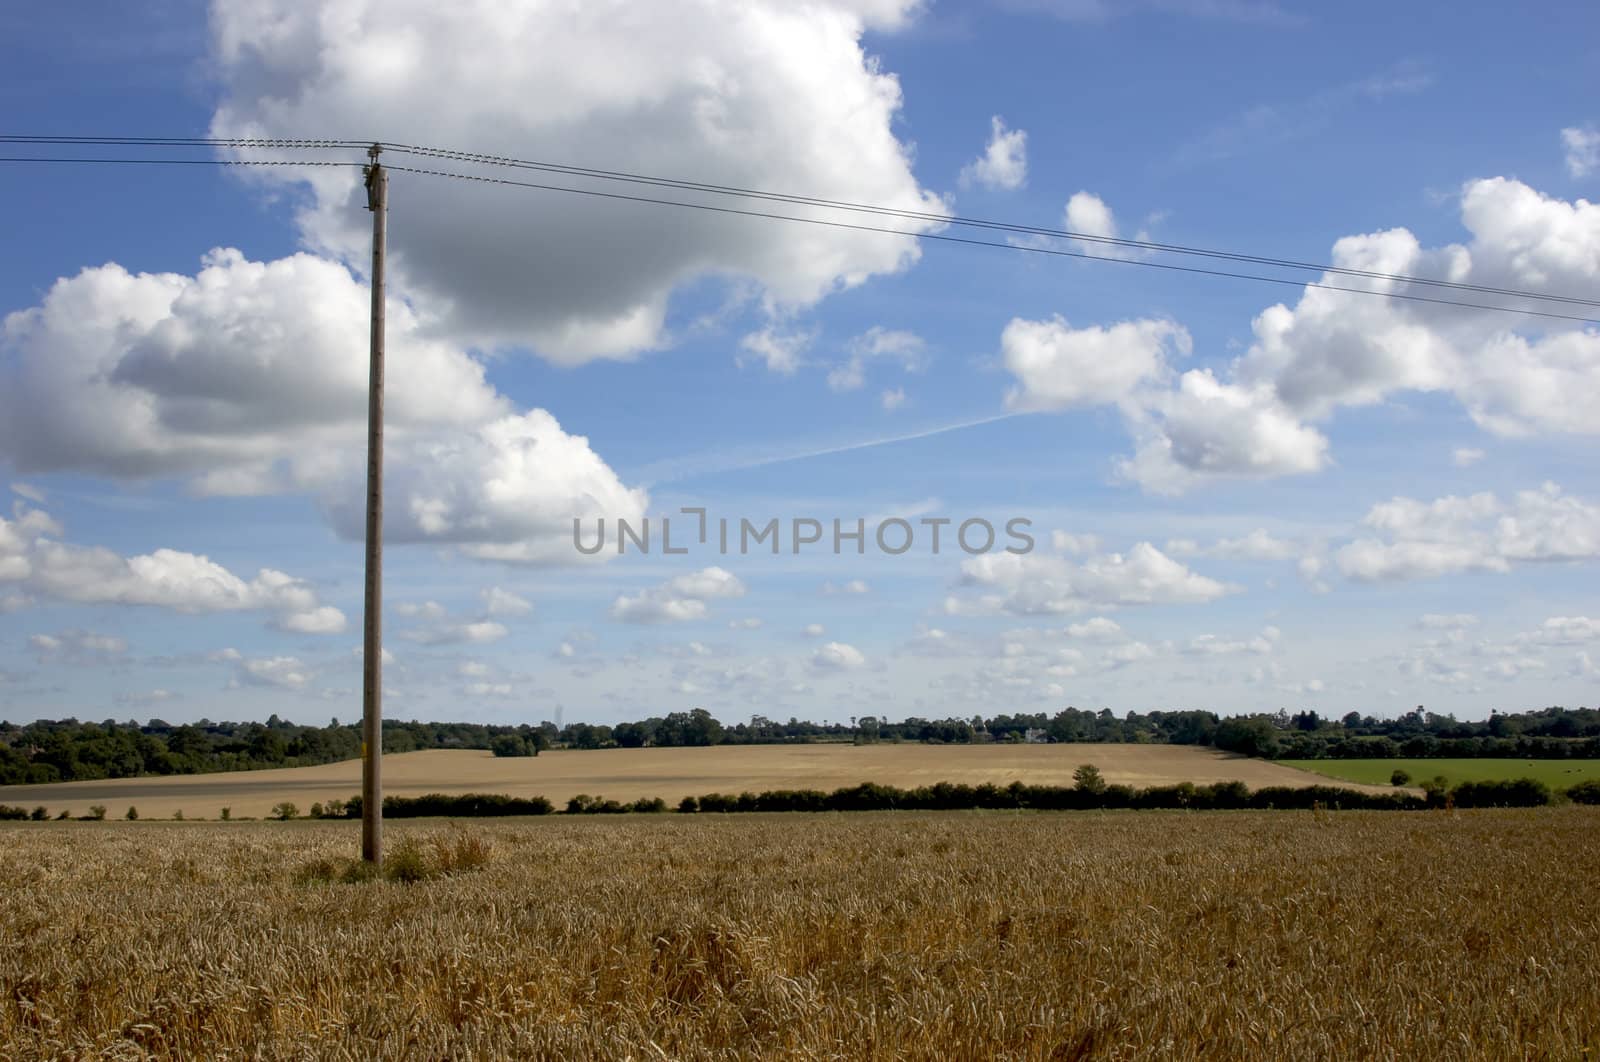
left=2, top=743, right=1396, bottom=820
left=2, top=808, right=1597, bottom=1059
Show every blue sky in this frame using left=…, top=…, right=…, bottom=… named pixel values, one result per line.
left=2, top=0, right=1598, bottom=726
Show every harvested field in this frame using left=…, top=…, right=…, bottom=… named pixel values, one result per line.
left=1, top=743, right=1390, bottom=820
left=1, top=809, right=1597, bottom=1059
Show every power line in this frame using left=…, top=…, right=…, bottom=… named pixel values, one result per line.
left=2, top=137, right=1597, bottom=322
left=0, top=135, right=365, bottom=150
left=381, top=161, right=1600, bottom=325
left=0, top=156, right=364, bottom=170
left=11, top=134, right=1590, bottom=311
left=373, top=141, right=1599, bottom=311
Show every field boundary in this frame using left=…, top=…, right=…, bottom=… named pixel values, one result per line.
left=10, top=774, right=1581, bottom=822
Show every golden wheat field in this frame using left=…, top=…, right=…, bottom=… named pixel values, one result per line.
left=2, top=808, right=1598, bottom=1060
left=0, top=743, right=1397, bottom=820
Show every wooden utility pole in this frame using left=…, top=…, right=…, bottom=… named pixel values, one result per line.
left=361, top=144, right=386, bottom=864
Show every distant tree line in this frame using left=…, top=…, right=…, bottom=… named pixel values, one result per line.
left=1209, top=706, right=1600, bottom=761
left=5, top=704, right=1598, bottom=787
left=581, top=707, right=1231, bottom=749
left=0, top=716, right=554, bottom=785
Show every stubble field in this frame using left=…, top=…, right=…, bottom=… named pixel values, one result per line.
left=2, top=807, right=1598, bottom=1059
left=1, top=743, right=1395, bottom=820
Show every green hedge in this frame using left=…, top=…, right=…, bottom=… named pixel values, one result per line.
left=679, top=780, right=1430, bottom=813
left=15, top=777, right=1588, bottom=825
left=341, top=792, right=555, bottom=818
left=1566, top=779, right=1600, bottom=805
left=273, top=778, right=1600, bottom=818
left=1447, top=778, right=1552, bottom=808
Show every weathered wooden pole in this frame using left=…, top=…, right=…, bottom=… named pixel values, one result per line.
left=361, top=144, right=386, bottom=865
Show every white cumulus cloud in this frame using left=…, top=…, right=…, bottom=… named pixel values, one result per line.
left=235, top=655, right=312, bottom=690
left=482, top=587, right=534, bottom=616
left=1061, top=191, right=1152, bottom=260
left=1119, top=371, right=1329, bottom=493
left=739, top=327, right=813, bottom=376
left=1336, top=483, right=1600, bottom=582
left=811, top=641, right=866, bottom=670
left=1563, top=125, right=1599, bottom=179
left=0, top=504, right=344, bottom=633
left=1006, top=173, right=1600, bottom=495
left=402, top=620, right=510, bottom=646
left=0, top=250, right=503, bottom=483
left=959, top=115, right=1028, bottom=191
left=1207, top=529, right=1300, bottom=561
left=0, top=251, right=648, bottom=563
left=1003, top=315, right=1187, bottom=410
left=29, top=629, right=128, bottom=658
left=210, top=0, right=945, bottom=363
left=612, top=566, right=746, bottom=624
left=827, top=326, right=926, bottom=392
left=1236, top=179, right=1600, bottom=438
left=957, top=542, right=1236, bottom=615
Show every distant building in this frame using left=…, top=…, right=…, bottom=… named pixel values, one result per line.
left=1023, top=728, right=1049, bottom=744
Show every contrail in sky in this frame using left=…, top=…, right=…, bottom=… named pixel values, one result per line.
left=633, top=410, right=1032, bottom=486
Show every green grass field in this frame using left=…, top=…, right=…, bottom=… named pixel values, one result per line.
left=1281, top=758, right=1600, bottom=789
